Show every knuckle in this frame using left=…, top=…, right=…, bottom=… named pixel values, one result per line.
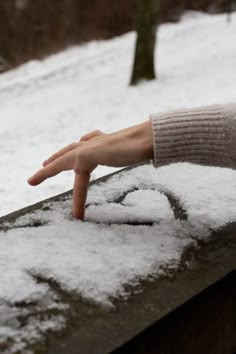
left=95, top=129, right=102, bottom=135
left=80, top=129, right=103, bottom=142
left=71, top=142, right=78, bottom=148
left=80, top=135, right=87, bottom=142
left=73, top=166, right=80, bottom=174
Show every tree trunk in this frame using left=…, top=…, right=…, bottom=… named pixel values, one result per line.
left=226, top=0, right=233, bottom=23
left=130, top=0, right=160, bottom=85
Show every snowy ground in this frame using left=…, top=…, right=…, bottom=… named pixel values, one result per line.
left=0, top=11, right=236, bottom=217
left=0, top=11, right=236, bottom=354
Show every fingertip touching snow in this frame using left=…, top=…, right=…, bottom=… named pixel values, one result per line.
left=1, top=163, right=236, bottom=353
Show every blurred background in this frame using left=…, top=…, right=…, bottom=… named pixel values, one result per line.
left=0, top=0, right=234, bottom=70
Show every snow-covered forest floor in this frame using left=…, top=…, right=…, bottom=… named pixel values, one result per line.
left=0, top=11, right=236, bottom=354
left=0, top=11, right=235, bottom=217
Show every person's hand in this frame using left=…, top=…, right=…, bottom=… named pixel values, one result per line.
left=28, top=120, right=153, bottom=220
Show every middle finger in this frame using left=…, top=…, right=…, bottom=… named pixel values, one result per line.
left=28, top=150, right=76, bottom=185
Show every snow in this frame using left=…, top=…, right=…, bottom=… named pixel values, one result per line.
left=1, top=163, right=236, bottom=353
left=0, top=11, right=236, bottom=353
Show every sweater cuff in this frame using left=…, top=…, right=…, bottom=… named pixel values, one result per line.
left=150, top=105, right=231, bottom=168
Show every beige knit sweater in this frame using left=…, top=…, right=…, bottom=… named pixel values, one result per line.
left=150, top=103, right=236, bottom=169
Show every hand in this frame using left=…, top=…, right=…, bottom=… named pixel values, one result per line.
left=28, top=120, right=153, bottom=220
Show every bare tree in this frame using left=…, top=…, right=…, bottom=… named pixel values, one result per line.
left=0, top=56, right=8, bottom=73
left=225, top=0, right=233, bottom=22
left=130, top=0, right=160, bottom=85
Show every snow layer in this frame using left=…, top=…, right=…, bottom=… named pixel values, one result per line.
left=0, top=11, right=236, bottom=216
left=1, top=163, right=236, bottom=353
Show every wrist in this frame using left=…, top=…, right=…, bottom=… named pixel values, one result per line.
left=107, top=120, right=154, bottom=166
left=130, top=120, right=154, bottom=161
left=139, top=120, right=154, bottom=160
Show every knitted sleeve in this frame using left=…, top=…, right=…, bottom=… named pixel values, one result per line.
left=150, top=103, right=236, bottom=169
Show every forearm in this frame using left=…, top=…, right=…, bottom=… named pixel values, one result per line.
left=150, top=103, right=236, bottom=169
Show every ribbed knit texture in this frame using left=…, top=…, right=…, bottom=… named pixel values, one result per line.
left=150, top=103, right=236, bottom=169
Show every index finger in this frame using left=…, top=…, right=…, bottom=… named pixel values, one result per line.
left=72, top=172, right=90, bottom=220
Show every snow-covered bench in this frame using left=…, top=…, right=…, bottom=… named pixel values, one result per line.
left=0, top=164, right=235, bottom=354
